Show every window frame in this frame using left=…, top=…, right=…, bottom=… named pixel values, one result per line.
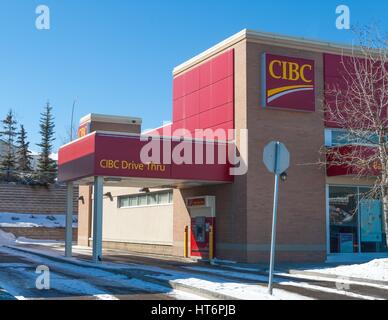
left=118, top=190, right=173, bottom=209
left=324, top=128, right=385, bottom=147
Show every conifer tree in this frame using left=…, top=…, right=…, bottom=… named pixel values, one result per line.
left=0, top=110, right=17, bottom=181
left=16, top=125, right=33, bottom=173
left=37, top=102, right=57, bottom=184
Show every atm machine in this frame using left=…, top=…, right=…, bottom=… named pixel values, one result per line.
left=186, top=196, right=216, bottom=259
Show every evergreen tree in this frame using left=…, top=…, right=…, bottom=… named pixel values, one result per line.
left=16, top=125, right=33, bottom=173
left=0, top=110, right=17, bottom=181
left=37, top=102, right=57, bottom=184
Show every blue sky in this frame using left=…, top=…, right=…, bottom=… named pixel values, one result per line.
left=0, top=0, right=387, bottom=151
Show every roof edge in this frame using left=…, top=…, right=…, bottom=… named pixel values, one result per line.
left=80, top=113, right=142, bottom=126
left=172, top=29, right=371, bottom=76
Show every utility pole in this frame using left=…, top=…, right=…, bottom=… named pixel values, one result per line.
left=70, top=99, right=77, bottom=141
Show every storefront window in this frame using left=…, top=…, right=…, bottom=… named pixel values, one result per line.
left=329, top=186, right=359, bottom=253
left=359, top=187, right=388, bottom=253
left=329, top=185, right=388, bottom=254
left=325, top=129, right=385, bottom=147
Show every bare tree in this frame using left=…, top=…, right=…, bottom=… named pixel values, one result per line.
left=323, top=27, right=388, bottom=246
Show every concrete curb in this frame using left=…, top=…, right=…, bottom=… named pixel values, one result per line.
left=287, top=269, right=388, bottom=287
left=5, top=246, right=238, bottom=300
left=136, top=276, right=239, bottom=300
left=210, top=259, right=388, bottom=288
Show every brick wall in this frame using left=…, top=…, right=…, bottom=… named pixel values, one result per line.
left=0, top=227, right=78, bottom=240
left=0, top=183, right=78, bottom=214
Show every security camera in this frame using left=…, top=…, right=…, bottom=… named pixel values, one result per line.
left=280, top=172, right=288, bottom=182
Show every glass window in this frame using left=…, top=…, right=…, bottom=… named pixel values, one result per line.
left=138, top=194, right=147, bottom=206
left=147, top=193, right=157, bottom=205
left=329, top=186, right=359, bottom=253
left=158, top=192, right=170, bottom=204
left=118, top=190, right=173, bottom=208
left=119, top=197, right=129, bottom=208
left=329, top=129, right=382, bottom=147
left=359, top=187, right=388, bottom=253
left=169, top=191, right=173, bottom=204
left=331, top=130, right=350, bottom=146
left=329, top=185, right=387, bottom=254
left=129, top=196, right=138, bottom=207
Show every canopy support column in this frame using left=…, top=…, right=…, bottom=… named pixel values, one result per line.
left=92, top=176, right=104, bottom=262
left=65, top=182, right=74, bottom=258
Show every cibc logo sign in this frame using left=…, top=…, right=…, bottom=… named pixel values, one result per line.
left=261, top=53, right=315, bottom=111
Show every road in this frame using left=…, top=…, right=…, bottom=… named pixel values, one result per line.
left=0, top=247, right=197, bottom=300
left=0, top=244, right=387, bottom=300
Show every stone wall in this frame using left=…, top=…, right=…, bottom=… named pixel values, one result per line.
left=0, top=227, right=78, bottom=240
left=0, top=183, right=78, bottom=214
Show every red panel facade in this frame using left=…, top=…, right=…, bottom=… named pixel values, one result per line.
left=326, top=145, right=382, bottom=177
left=324, top=53, right=388, bottom=128
left=172, top=49, right=235, bottom=139
left=324, top=53, right=349, bottom=128
left=58, top=133, right=96, bottom=166
left=58, top=133, right=96, bottom=182
left=58, top=133, right=234, bottom=183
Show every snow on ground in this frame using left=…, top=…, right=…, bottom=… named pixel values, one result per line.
left=0, top=213, right=78, bottom=228
left=155, top=275, right=311, bottom=300
left=0, top=230, right=64, bottom=247
left=139, top=266, right=310, bottom=300
left=304, top=259, right=388, bottom=282
left=0, top=246, right=191, bottom=299
left=0, top=230, right=16, bottom=245
left=15, top=238, right=64, bottom=246
left=278, top=280, right=384, bottom=300
left=0, top=245, right=310, bottom=300
left=168, top=289, right=208, bottom=300
left=185, top=265, right=388, bottom=300
left=2, top=242, right=387, bottom=300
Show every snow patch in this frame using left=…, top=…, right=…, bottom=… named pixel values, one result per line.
left=169, top=277, right=311, bottom=300
left=0, top=230, right=16, bottom=245
left=0, top=213, right=77, bottom=228
left=304, top=259, right=388, bottom=282
left=0, top=230, right=64, bottom=247
left=15, top=238, right=64, bottom=246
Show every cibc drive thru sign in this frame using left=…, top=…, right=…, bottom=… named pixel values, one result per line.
left=263, top=141, right=290, bottom=295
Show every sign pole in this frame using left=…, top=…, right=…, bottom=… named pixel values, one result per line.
left=262, top=140, right=290, bottom=296
left=268, top=142, right=280, bottom=295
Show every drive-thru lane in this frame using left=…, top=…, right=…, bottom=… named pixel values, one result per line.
left=0, top=247, right=198, bottom=300
left=0, top=245, right=387, bottom=300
